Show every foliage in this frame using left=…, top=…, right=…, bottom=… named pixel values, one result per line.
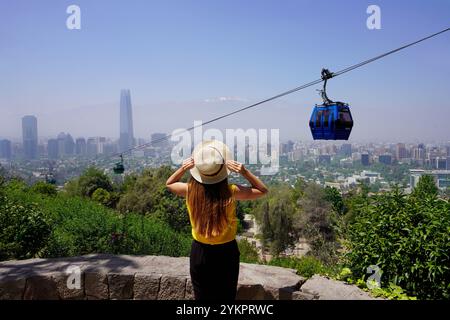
left=65, top=167, right=113, bottom=198
left=260, top=202, right=273, bottom=248
left=443, top=187, right=450, bottom=200
left=369, top=283, right=417, bottom=300
left=3, top=163, right=450, bottom=300
left=411, top=174, right=438, bottom=198
left=346, top=181, right=450, bottom=299
left=117, top=166, right=190, bottom=232
left=30, top=181, right=57, bottom=196
left=1, top=180, right=191, bottom=260
left=91, top=187, right=112, bottom=207
left=268, top=256, right=338, bottom=278
left=337, top=267, right=353, bottom=281
left=235, top=201, right=252, bottom=231
left=295, top=182, right=339, bottom=264
left=0, top=194, right=52, bottom=260
left=339, top=270, right=416, bottom=300
left=324, top=186, right=345, bottom=214
left=237, top=238, right=260, bottom=264
left=0, top=167, right=5, bottom=190
left=342, top=183, right=370, bottom=226
left=41, top=196, right=192, bottom=258
left=254, top=183, right=297, bottom=256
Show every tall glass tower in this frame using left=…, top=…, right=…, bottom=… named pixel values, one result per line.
left=119, top=89, right=135, bottom=152
left=22, top=115, right=38, bottom=159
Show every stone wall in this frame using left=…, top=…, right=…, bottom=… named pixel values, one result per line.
left=0, top=254, right=378, bottom=300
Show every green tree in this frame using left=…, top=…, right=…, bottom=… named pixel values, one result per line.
left=78, top=167, right=113, bottom=197
left=117, top=166, right=190, bottom=231
left=65, top=167, right=113, bottom=198
left=324, top=186, right=345, bottom=214
left=412, top=175, right=438, bottom=199
left=255, top=184, right=296, bottom=256
left=30, top=181, right=57, bottom=196
left=343, top=183, right=370, bottom=227
left=91, top=188, right=111, bottom=206
left=0, top=168, right=5, bottom=201
left=347, top=187, right=450, bottom=299
left=0, top=196, right=52, bottom=260
left=238, top=238, right=259, bottom=263
left=296, top=182, right=338, bottom=264
left=292, top=178, right=307, bottom=203
left=270, top=200, right=295, bottom=255
left=260, top=202, right=273, bottom=248
left=0, top=165, right=5, bottom=188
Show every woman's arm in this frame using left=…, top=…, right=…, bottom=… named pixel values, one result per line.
left=165, top=157, right=194, bottom=197
left=226, top=160, right=268, bottom=200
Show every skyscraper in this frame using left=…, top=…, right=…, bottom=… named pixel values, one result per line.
left=378, top=154, right=392, bottom=165
left=52, top=132, right=75, bottom=156
left=340, top=143, right=352, bottom=157
left=22, top=115, right=38, bottom=159
left=412, top=143, right=426, bottom=164
left=47, top=139, right=59, bottom=159
left=119, top=89, right=134, bottom=152
left=75, top=138, right=87, bottom=156
left=0, top=139, right=12, bottom=159
left=361, top=153, right=370, bottom=166
left=86, top=138, right=98, bottom=157
left=65, top=134, right=75, bottom=156
left=396, top=143, right=408, bottom=160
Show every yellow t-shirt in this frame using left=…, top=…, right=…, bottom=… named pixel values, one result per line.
left=186, top=184, right=238, bottom=245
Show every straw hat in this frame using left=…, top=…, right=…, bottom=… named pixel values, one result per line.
left=190, top=140, right=232, bottom=184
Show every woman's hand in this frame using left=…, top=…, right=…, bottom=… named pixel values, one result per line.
left=227, top=160, right=268, bottom=200
left=226, top=160, right=247, bottom=175
left=166, top=157, right=193, bottom=198
left=182, top=157, right=195, bottom=171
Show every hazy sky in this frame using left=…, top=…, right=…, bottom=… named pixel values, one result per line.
left=1, top=0, right=449, bottom=142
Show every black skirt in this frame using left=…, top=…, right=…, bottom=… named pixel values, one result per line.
left=189, top=239, right=240, bottom=301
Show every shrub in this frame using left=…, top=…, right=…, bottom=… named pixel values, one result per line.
left=296, top=183, right=340, bottom=264
left=0, top=196, right=52, bottom=260
left=268, top=255, right=338, bottom=278
left=117, top=167, right=190, bottom=231
left=38, top=194, right=192, bottom=258
left=2, top=180, right=192, bottom=260
left=91, top=188, right=111, bottom=206
left=65, top=167, right=113, bottom=198
left=253, top=184, right=297, bottom=256
left=346, top=186, right=450, bottom=299
left=30, top=181, right=57, bottom=196
left=237, top=238, right=259, bottom=263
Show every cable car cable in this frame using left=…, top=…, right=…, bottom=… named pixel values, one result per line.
left=108, top=27, right=449, bottom=166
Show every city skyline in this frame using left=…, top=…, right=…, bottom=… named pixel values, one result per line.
left=1, top=1, right=449, bottom=142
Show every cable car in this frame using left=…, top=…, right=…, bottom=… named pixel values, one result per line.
left=113, top=155, right=125, bottom=174
left=309, top=69, right=353, bottom=140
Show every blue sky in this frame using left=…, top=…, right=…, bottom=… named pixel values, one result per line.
left=1, top=0, right=449, bottom=142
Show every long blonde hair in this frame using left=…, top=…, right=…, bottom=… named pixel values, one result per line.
left=187, top=177, right=232, bottom=238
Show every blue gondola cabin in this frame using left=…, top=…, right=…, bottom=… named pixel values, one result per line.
left=309, top=102, right=353, bottom=140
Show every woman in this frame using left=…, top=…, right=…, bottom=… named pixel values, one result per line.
left=166, top=140, right=268, bottom=300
